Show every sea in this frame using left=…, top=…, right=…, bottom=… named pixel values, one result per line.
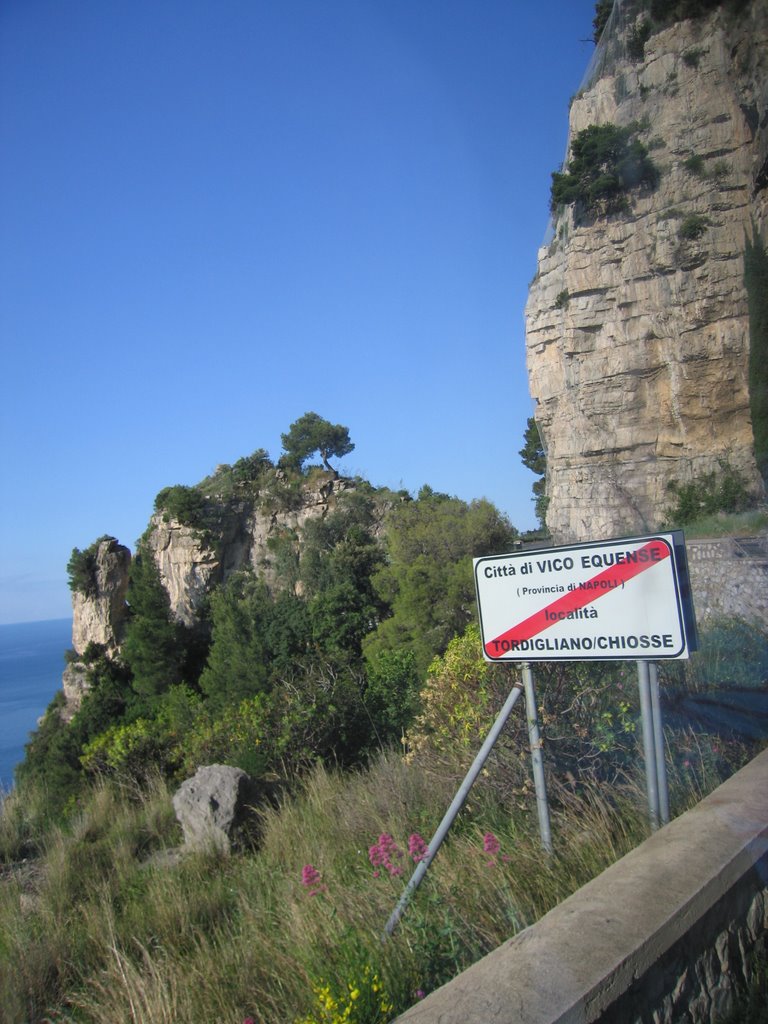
left=0, top=618, right=72, bottom=792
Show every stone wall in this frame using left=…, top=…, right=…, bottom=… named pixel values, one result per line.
left=687, top=533, right=768, bottom=626
left=395, top=749, right=768, bottom=1024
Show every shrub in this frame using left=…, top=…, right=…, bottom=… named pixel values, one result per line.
left=682, top=153, right=706, bottom=177
left=592, top=0, right=614, bottom=42
left=555, top=289, right=570, bottom=309
left=175, top=693, right=272, bottom=779
left=153, top=484, right=208, bottom=531
left=361, top=648, right=422, bottom=747
left=550, top=123, right=659, bottom=220
left=678, top=213, right=711, bottom=240
left=405, top=625, right=493, bottom=763
left=66, top=536, right=117, bottom=596
left=663, top=460, right=755, bottom=526
left=405, top=625, right=639, bottom=796
left=81, top=717, right=172, bottom=779
left=627, top=18, right=652, bottom=61
left=197, top=449, right=275, bottom=501
left=650, top=0, right=741, bottom=24
left=682, top=47, right=705, bottom=69
left=232, top=447, right=273, bottom=485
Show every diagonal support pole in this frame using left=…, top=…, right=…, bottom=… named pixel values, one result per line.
left=384, top=678, right=525, bottom=937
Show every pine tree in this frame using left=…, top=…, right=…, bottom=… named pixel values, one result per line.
left=122, top=545, right=185, bottom=698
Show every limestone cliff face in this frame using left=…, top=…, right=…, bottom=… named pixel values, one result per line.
left=525, top=2, right=767, bottom=543
left=70, top=472, right=361, bottom=653
left=71, top=537, right=131, bottom=656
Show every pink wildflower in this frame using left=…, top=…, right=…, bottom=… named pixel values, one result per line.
left=483, top=831, right=501, bottom=867
left=408, top=833, right=429, bottom=864
left=369, top=833, right=404, bottom=877
left=301, top=863, right=326, bottom=896
left=415, top=989, right=426, bottom=1000
left=483, top=832, right=500, bottom=855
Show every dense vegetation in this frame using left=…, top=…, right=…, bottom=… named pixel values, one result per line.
left=550, top=123, right=659, bottom=220
left=663, top=459, right=757, bottom=527
left=26, top=414, right=519, bottom=814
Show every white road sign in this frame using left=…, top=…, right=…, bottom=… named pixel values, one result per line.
left=474, top=533, right=694, bottom=662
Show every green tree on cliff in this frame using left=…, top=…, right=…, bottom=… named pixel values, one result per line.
left=199, top=572, right=277, bottom=710
left=301, top=493, right=385, bottom=660
left=66, top=535, right=118, bottom=597
left=122, top=545, right=186, bottom=698
left=365, top=487, right=517, bottom=676
left=280, top=412, right=354, bottom=475
left=520, top=417, right=548, bottom=530
left=592, top=0, right=614, bottom=42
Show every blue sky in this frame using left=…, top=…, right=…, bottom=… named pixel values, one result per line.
left=0, top=0, right=596, bottom=625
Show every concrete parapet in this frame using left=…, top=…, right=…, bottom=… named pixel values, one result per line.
left=395, top=749, right=768, bottom=1024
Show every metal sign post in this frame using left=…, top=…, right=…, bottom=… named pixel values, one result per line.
left=638, top=663, right=671, bottom=831
left=637, top=661, right=660, bottom=830
left=650, top=662, right=670, bottom=825
left=521, top=662, right=553, bottom=854
left=636, top=660, right=671, bottom=830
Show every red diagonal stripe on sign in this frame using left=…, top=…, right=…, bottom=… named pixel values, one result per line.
left=485, top=539, right=671, bottom=657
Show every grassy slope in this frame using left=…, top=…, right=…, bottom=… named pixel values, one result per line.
left=0, top=736, right=755, bottom=1024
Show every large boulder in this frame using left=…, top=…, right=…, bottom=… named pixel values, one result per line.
left=172, top=764, right=264, bottom=852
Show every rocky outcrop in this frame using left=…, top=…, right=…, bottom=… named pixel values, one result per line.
left=69, top=471, right=361, bottom=653
left=525, top=2, right=768, bottom=543
left=71, top=537, right=131, bottom=656
left=60, top=468, right=394, bottom=719
left=145, top=472, right=357, bottom=627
